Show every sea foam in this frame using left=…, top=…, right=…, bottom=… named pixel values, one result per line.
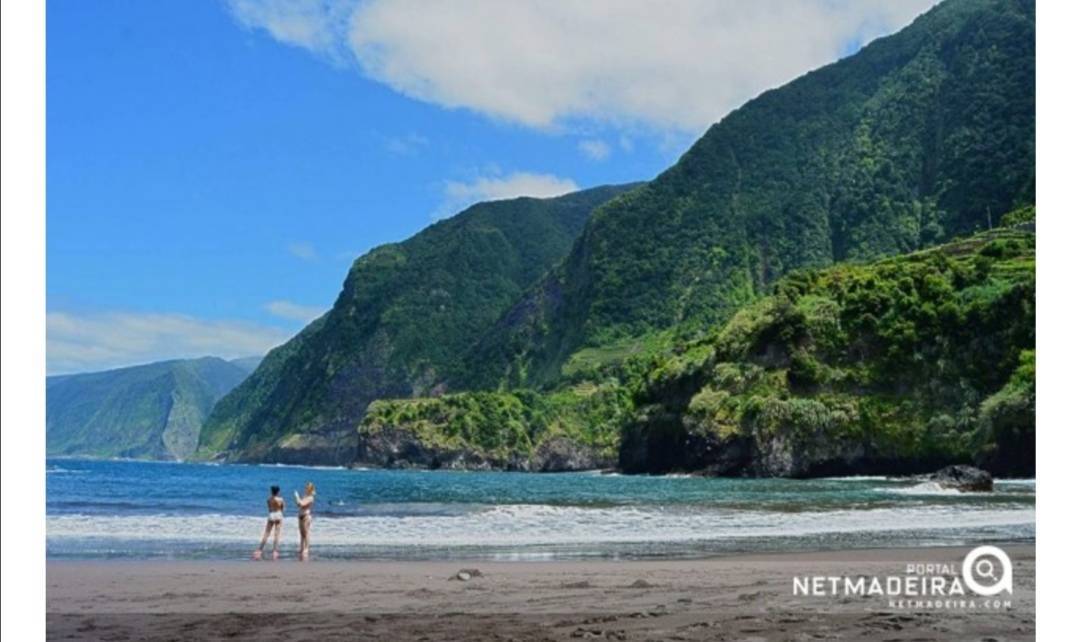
left=47, top=503, right=1035, bottom=548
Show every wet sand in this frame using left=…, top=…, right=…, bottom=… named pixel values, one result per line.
left=47, top=545, right=1034, bottom=641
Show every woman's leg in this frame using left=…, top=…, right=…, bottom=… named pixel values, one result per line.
left=299, top=516, right=311, bottom=560
left=253, top=521, right=272, bottom=559
left=271, top=521, right=281, bottom=559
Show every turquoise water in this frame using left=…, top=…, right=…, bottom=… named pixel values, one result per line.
left=47, top=458, right=1035, bottom=560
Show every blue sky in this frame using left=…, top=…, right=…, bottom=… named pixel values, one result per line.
left=46, top=0, right=937, bottom=374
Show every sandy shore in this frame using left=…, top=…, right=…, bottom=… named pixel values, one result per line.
left=48, top=545, right=1034, bottom=641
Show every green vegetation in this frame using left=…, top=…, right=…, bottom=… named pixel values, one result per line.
left=47, top=357, right=252, bottom=460
left=198, top=185, right=636, bottom=463
left=975, top=348, right=1034, bottom=476
left=360, top=382, right=630, bottom=466
left=621, top=227, right=1035, bottom=476
left=469, top=0, right=1034, bottom=389
left=1000, top=205, right=1035, bottom=227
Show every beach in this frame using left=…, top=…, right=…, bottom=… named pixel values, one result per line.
left=47, top=545, right=1034, bottom=641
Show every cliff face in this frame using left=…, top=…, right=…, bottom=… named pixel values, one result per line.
left=620, top=229, right=1035, bottom=478
left=356, top=429, right=613, bottom=473
left=46, top=357, right=252, bottom=460
left=198, top=185, right=636, bottom=464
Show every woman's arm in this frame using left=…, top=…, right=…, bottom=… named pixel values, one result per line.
left=294, top=491, right=312, bottom=508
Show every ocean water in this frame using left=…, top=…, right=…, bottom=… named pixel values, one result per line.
left=46, top=458, right=1035, bottom=560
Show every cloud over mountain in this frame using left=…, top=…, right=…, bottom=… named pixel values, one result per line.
left=435, top=171, right=579, bottom=220
left=47, top=310, right=291, bottom=374
left=228, top=0, right=938, bottom=131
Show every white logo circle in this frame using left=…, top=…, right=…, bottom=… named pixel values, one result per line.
left=962, top=545, right=1013, bottom=596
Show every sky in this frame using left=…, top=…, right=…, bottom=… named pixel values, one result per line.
left=46, top=0, right=938, bottom=375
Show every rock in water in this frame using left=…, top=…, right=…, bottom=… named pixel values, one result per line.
left=930, top=465, right=993, bottom=492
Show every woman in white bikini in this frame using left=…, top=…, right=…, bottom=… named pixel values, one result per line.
left=295, top=482, right=316, bottom=561
left=252, top=485, right=285, bottom=560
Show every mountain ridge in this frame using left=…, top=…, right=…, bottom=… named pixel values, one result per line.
left=197, top=184, right=639, bottom=463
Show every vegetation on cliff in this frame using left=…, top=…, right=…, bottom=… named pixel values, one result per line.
left=621, top=227, right=1034, bottom=476
left=359, top=383, right=629, bottom=470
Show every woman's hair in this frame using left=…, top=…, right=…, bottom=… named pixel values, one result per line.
left=305, top=481, right=316, bottom=495
left=270, top=485, right=280, bottom=496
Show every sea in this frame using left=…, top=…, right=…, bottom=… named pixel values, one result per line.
left=46, top=458, right=1035, bottom=561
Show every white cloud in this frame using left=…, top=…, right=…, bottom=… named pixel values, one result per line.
left=578, top=139, right=611, bottom=161
left=264, top=300, right=326, bottom=323
left=228, top=0, right=354, bottom=62
left=47, top=311, right=293, bottom=375
left=227, top=0, right=939, bottom=132
left=435, top=171, right=579, bottom=220
left=287, top=241, right=318, bottom=261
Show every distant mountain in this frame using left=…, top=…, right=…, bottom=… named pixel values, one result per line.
left=198, top=184, right=638, bottom=464
left=47, top=357, right=253, bottom=460
left=466, top=0, right=1034, bottom=390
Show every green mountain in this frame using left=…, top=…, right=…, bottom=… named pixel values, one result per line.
left=46, top=357, right=253, bottom=460
left=356, top=225, right=1034, bottom=477
left=201, top=0, right=1035, bottom=475
left=466, top=0, right=1034, bottom=390
left=197, top=184, right=637, bottom=464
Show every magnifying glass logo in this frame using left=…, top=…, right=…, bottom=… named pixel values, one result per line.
left=962, top=545, right=1013, bottom=596
left=975, top=558, right=997, bottom=581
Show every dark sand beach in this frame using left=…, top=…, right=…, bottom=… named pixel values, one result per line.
left=47, top=545, right=1034, bottom=641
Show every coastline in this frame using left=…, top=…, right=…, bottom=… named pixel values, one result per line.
left=48, top=545, right=1034, bottom=641
left=49, top=455, right=1042, bottom=482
